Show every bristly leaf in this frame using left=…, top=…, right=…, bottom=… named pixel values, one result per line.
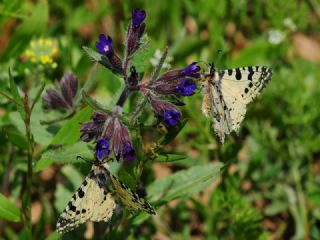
left=5, top=128, right=29, bottom=150
left=83, top=46, right=122, bottom=75
left=131, top=162, right=223, bottom=225
left=131, top=35, right=155, bottom=73
left=50, top=106, right=93, bottom=146
left=151, top=46, right=169, bottom=81
left=148, top=162, right=223, bottom=203
left=34, top=142, right=91, bottom=172
left=81, top=89, right=113, bottom=115
left=0, top=193, right=21, bottom=222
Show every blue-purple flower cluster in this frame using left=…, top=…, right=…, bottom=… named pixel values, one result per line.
left=81, top=8, right=202, bottom=161
left=81, top=110, right=135, bottom=161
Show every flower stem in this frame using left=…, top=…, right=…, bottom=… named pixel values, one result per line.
left=21, top=92, right=33, bottom=236
left=116, top=87, right=130, bottom=107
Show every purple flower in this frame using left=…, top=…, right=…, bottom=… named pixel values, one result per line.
left=95, top=34, right=123, bottom=74
left=176, top=78, right=197, bottom=96
left=112, top=118, right=135, bottom=161
left=80, top=112, right=109, bottom=142
left=122, top=142, right=135, bottom=161
left=157, top=62, right=201, bottom=82
left=95, top=138, right=110, bottom=159
left=149, top=95, right=181, bottom=128
left=132, top=9, right=146, bottom=28
left=96, top=34, right=113, bottom=56
left=42, top=72, right=78, bottom=112
left=182, top=62, right=201, bottom=78
left=163, top=110, right=181, bottom=128
left=126, top=9, right=146, bottom=57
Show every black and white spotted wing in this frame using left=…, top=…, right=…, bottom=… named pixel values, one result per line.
left=56, top=164, right=116, bottom=234
left=201, top=65, right=272, bottom=143
left=109, top=173, right=156, bottom=215
left=56, top=160, right=156, bottom=234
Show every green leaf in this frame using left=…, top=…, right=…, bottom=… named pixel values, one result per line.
left=82, top=46, right=121, bottom=74
left=34, top=142, right=91, bottom=172
left=83, top=46, right=103, bottom=62
left=9, top=102, right=53, bottom=146
left=160, top=119, right=187, bottom=145
left=309, top=190, right=320, bottom=205
left=45, top=231, right=61, bottom=240
left=118, top=169, right=136, bottom=190
left=0, top=193, right=21, bottom=222
left=54, top=183, right=73, bottom=213
left=19, top=227, right=32, bottom=240
left=131, top=36, right=155, bottom=73
left=264, top=201, right=289, bottom=216
left=5, top=128, right=29, bottom=149
left=148, top=162, right=223, bottom=203
left=50, top=106, right=93, bottom=146
left=81, top=90, right=112, bottom=115
left=61, top=165, right=84, bottom=189
left=154, top=153, right=187, bottom=163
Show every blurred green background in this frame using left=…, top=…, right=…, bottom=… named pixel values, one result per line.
left=1, top=0, right=320, bottom=239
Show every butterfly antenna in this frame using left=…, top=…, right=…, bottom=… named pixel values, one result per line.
left=76, top=155, right=88, bottom=161
left=196, top=60, right=211, bottom=74
left=214, top=49, right=226, bottom=68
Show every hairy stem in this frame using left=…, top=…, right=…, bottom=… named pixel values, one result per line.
left=21, top=92, right=33, bottom=235
left=116, top=87, right=130, bottom=107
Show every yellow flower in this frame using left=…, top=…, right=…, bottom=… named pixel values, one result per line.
left=23, top=37, right=59, bottom=68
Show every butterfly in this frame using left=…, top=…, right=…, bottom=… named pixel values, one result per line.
left=201, top=64, right=272, bottom=143
left=56, top=158, right=155, bottom=234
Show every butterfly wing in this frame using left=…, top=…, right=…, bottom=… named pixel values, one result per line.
left=218, top=66, right=272, bottom=133
left=56, top=166, right=116, bottom=234
left=202, top=79, right=232, bottom=143
left=201, top=66, right=272, bottom=143
left=109, top=173, right=156, bottom=215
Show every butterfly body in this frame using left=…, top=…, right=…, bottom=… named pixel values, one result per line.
left=201, top=64, right=272, bottom=143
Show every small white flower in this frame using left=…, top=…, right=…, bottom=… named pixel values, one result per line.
left=283, top=18, right=297, bottom=32
left=268, top=29, right=285, bottom=45
left=150, top=49, right=173, bottom=69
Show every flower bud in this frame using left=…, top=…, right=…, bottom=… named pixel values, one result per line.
left=80, top=112, right=110, bottom=142
left=126, top=9, right=146, bottom=56
left=132, top=9, right=146, bottom=29
left=128, top=66, right=139, bottom=88
left=112, top=119, right=135, bottom=161
left=149, top=96, right=181, bottom=128
left=157, top=62, right=201, bottom=82
left=42, top=72, right=78, bottom=112
left=149, top=78, right=197, bottom=97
